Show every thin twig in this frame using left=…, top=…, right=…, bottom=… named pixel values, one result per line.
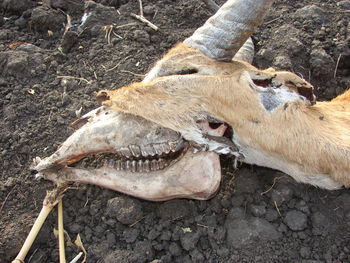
left=260, top=176, right=287, bottom=195
left=56, top=76, right=91, bottom=84
left=334, top=54, right=342, bottom=78
left=120, top=70, right=145, bottom=77
left=265, top=17, right=280, bottom=25
left=115, top=22, right=138, bottom=29
left=138, top=0, right=144, bottom=17
left=274, top=201, right=282, bottom=218
left=105, top=55, right=132, bottom=72
left=69, top=252, right=83, bottom=263
left=130, top=13, right=159, bottom=31
left=129, top=216, right=145, bottom=227
left=0, top=185, right=17, bottom=215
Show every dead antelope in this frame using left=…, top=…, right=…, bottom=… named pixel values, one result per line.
left=33, top=0, right=350, bottom=201
left=13, top=0, right=349, bottom=261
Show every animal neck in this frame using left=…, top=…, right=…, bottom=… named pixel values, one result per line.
left=230, top=100, right=350, bottom=189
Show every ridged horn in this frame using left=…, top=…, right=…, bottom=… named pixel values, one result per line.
left=184, top=0, right=274, bottom=61
left=200, top=0, right=256, bottom=63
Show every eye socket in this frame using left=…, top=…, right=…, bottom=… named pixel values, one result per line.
left=175, top=68, right=198, bottom=75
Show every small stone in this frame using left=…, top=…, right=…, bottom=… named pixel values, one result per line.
left=309, top=48, right=335, bottom=79
left=300, top=246, right=311, bottom=258
left=273, top=55, right=292, bottom=70
left=250, top=205, right=266, bottom=217
left=337, top=0, right=350, bottom=10
left=169, top=242, right=182, bottom=256
left=143, top=5, right=155, bottom=15
left=294, top=5, right=324, bottom=18
left=106, top=196, right=143, bottom=225
left=148, top=229, right=160, bottom=240
left=123, top=228, right=139, bottom=243
left=265, top=208, right=279, bottom=222
left=271, top=184, right=294, bottom=205
left=285, top=210, right=308, bottom=231
left=180, top=232, right=200, bottom=251
left=133, top=30, right=150, bottom=44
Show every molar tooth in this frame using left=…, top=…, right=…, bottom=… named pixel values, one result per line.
left=129, top=145, right=141, bottom=157
left=108, top=160, right=115, bottom=167
left=158, top=158, right=165, bottom=169
left=168, top=141, right=178, bottom=152
left=115, top=160, right=121, bottom=171
left=119, top=147, right=132, bottom=158
left=131, top=160, right=137, bottom=173
left=151, top=160, right=159, bottom=171
left=153, top=143, right=165, bottom=155
left=142, top=144, right=156, bottom=157
left=137, top=160, right=143, bottom=172
left=126, top=160, right=131, bottom=171
left=143, top=160, right=150, bottom=172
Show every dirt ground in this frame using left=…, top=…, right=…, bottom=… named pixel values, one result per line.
left=0, top=0, right=350, bottom=262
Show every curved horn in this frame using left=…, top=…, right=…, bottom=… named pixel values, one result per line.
left=184, top=0, right=274, bottom=61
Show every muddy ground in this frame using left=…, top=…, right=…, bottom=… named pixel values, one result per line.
left=0, top=0, right=350, bottom=262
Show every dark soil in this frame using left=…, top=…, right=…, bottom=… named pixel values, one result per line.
left=1, top=0, right=349, bottom=262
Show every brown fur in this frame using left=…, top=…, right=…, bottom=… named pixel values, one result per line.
left=98, top=43, right=350, bottom=188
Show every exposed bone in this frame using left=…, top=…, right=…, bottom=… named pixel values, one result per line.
left=184, top=0, right=274, bottom=61
left=39, top=151, right=221, bottom=201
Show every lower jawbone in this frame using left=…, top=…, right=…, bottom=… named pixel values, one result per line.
left=32, top=106, right=224, bottom=201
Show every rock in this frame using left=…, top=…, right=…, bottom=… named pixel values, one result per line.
left=2, top=0, right=34, bottom=15
left=158, top=200, right=192, bottom=220
left=60, top=31, right=78, bottom=53
left=265, top=208, right=279, bottom=222
left=0, top=51, right=29, bottom=77
left=337, top=1, right=350, bottom=10
left=106, top=196, right=143, bottom=225
left=225, top=216, right=281, bottom=248
left=190, top=249, right=205, bottom=262
left=272, top=55, right=292, bottom=70
left=30, top=6, right=66, bottom=35
left=123, top=228, right=140, bottom=243
left=285, top=210, right=308, bottom=231
left=270, top=184, right=294, bottom=205
left=311, top=211, right=335, bottom=235
left=131, top=241, right=155, bottom=262
left=300, top=246, right=311, bottom=258
left=81, top=1, right=118, bottom=36
left=48, top=0, right=84, bottom=14
left=144, top=5, right=155, bottom=16
left=294, top=5, right=324, bottom=18
left=101, top=249, right=133, bottom=263
left=180, top=232, right=201, bottom=251
left=250, top=205, right=267, bottom=217
left=133, top=30, right=151, bottom=44
left=309, top=48, right=335, bottom=79
left=169, top=242, right=182, bottom=256
left=234, top=169, right=261, bottom=194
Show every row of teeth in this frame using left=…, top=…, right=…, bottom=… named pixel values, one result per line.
left=104, top=158, right=169, bottom=172
left=116, top=140, right=185, bottom=158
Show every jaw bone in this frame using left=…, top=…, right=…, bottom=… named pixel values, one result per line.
left=33, top=106, right=230, bottom=201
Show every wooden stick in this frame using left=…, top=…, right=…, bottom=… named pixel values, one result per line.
left=12, top=187, right=66, bottom=263
left=130, top=13, right=159, bottom=31
left=58, top=200, right=66, bottom=263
